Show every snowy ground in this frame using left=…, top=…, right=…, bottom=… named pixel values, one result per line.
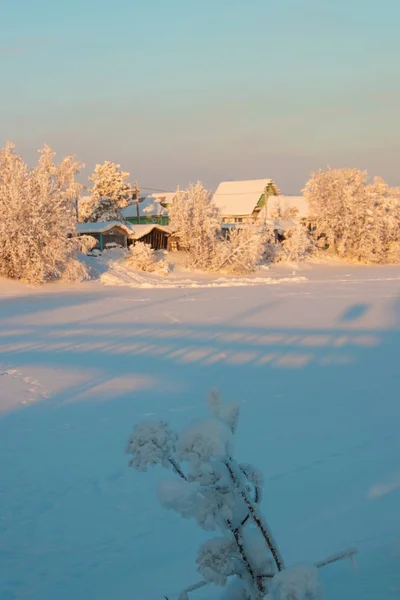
left=0, top=263, right=400, bottom=600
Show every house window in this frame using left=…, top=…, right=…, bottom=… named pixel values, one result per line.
left=235, top=217, right=243, bottom=223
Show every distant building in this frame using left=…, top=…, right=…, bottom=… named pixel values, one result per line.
left=76, top=221, right=171, bottom=251
left=76, top=221, right=134, bottom=251
left=212, top=179, right=279, bottom=224
left=122, top=192, right=176, bottom=226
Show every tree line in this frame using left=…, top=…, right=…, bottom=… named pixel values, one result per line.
left=1, top=143, right=400, bottom=284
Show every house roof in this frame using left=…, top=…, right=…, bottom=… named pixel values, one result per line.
left=212, top=179, right=279, bottom=217
left=266, top=195, right=309, bottom=219
left=122, top=192, right=175, bottom=218
left=130, top=224, right=172, bottom=240
left=76, top=221, right=134, bottom=235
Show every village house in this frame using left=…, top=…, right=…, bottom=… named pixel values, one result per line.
left=212, top=179, right=280, bottom=224
left=122, top=192, right=176, bottom=226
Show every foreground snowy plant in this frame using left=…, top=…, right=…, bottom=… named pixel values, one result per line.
left=125, top=391, right=357, bottom=599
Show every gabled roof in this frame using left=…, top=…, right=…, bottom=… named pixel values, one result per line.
left=130, top=224, right=172, bottom=240
left=212, top=179, right=279, bottom=216
left=76, top=221, right=134, bottom=235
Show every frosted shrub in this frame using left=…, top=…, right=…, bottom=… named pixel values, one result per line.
left=281, top=223, right=314, bottom=262
left=215, top=225, right=265, bottom=274
left=0, top=143, right=87, bottom=284
left=126, top=241, right=169, bottom=275
left=79, top=235, right=98, bottom=254
left=125, top=391, right=354, bottom=599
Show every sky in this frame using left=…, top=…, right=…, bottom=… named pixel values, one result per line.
left=1, top=0, right=400, bottom=194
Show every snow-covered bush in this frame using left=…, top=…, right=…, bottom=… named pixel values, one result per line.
left=281, top=222, right=314, bottom=262
left=0, top=143, right=87, bottom=284
left=126, top=241, right=169, bottom=275
left=215, top=225, right=266, bottom=274
left=79, top=235, right=98, bottom=254
left=125, top=390, right=355, bottom=600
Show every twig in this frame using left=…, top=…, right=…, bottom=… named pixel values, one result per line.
left=225, top=459, right=285, bottom=572
left=168, top=457, right=187, bottom=481
left=316, top=547, right=358, bottom=569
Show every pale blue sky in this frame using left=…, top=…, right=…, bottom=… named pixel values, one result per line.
left=1, top=0, right=399, bottom=193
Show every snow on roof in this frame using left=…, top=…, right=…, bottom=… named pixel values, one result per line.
left=212, top=179, right=279, bottom=216
left=130, top=224, right=172, bottom=240
left=122, top=193, right=174, bottom=218
left=76, top=221, right=134, bottom=235
left=267, top=195, right=309, bottom=219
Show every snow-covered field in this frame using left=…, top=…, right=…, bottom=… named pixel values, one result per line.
left=1, top=264, right=399, bottom=600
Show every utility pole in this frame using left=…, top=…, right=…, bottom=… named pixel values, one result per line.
left=134, top=181, right=140, bottom=224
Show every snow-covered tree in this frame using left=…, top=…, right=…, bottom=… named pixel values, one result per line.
left=90, top=196, right=123, bottom=222
left=168, top=182, right=221, bottom=270
left=304, top=168, right=400, bottom=264
left=84, top=160, right=133, bottom=221
left=0, top=143, right=87, bottom=284
left=126, top=241, right=169, bottom=275
left=303, top=167, right=367, bottom=258
left=89, top=160, right=132, bottom=207
left=169, top=183, right=270, bottom=274
left=125, top=390, right=354, bottom=599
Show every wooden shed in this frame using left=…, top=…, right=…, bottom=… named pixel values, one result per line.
left=76, top=221, right=134, bottom=251
left=129, top=224, right=172, bottom=250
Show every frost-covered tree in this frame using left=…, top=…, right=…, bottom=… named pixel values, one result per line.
left=89, top=196, right=123, bottom=222
left=126, top=241, right=169, bottom=275
left=304, top=168, right=400, bottom=264
left=126, top=391, right=355, bottom=599
left=85, top=161, right=133, bottom=221
left=303, top=167, right=367, bottom=258
left=168, top=182, right=221, bottom=270
left=0, top=143, right=87, bottom=284
left=169, top=183, right=269, bottom=274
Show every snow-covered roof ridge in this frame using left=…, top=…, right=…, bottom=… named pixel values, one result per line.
left=212, top=179, right=279, bottom=216
left=76, top=221, right=134, bottom=235
left=130, top=224, right=172, bottom=240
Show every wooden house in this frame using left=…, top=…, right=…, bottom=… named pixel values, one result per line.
left=212, top=179, right=280, bottom=224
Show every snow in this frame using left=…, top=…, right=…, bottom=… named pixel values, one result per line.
left=99, top=260, right=307, bottom=289
left=0, top=263, right=400, bottom=599
left=212, top=179, right=278, bottom=216
left=129, top=223, right=172, bottom=240
left=268, top=565, right=323, bottom=600
left=76, top=221, right=134, bottom=235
